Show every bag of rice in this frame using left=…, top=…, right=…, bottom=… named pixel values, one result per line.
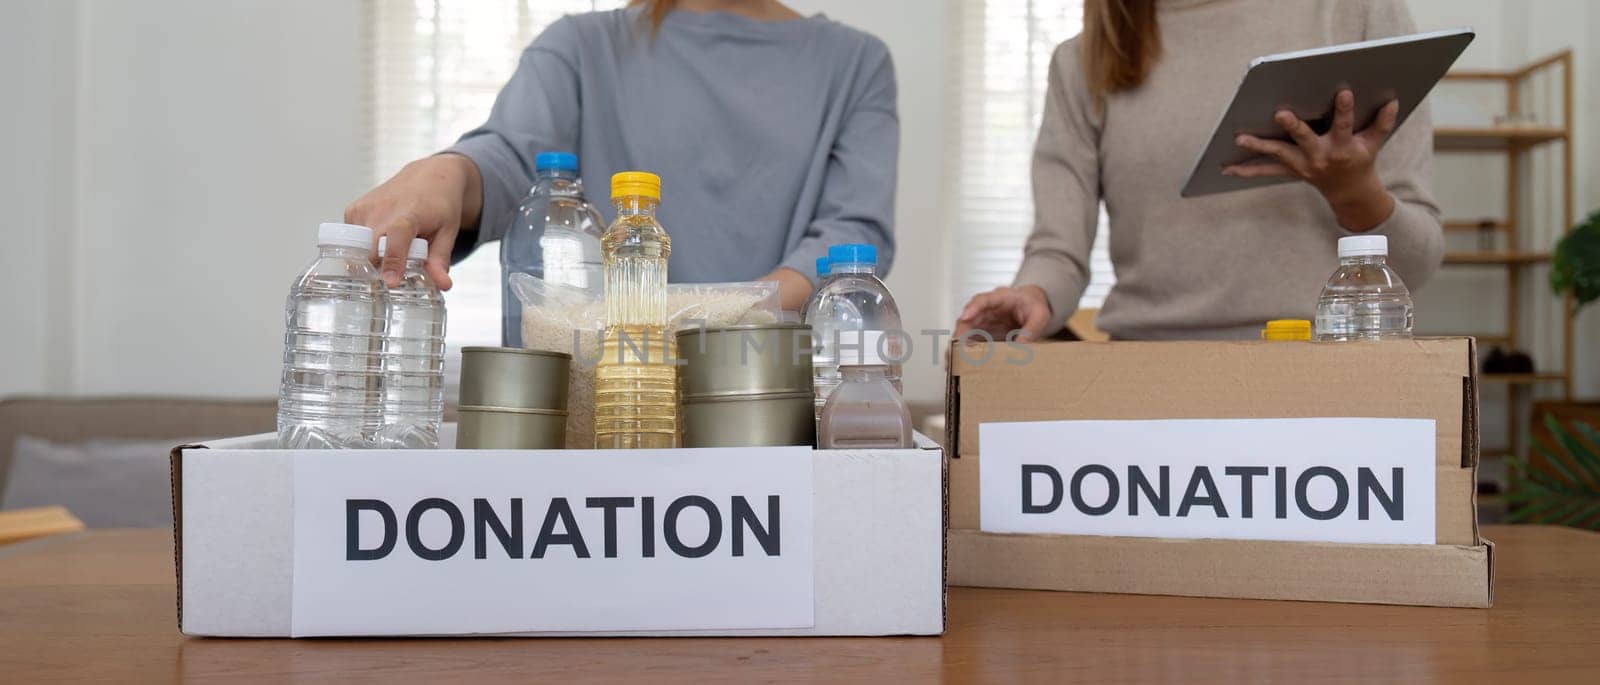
left=510, top=273, right=782, bottom=448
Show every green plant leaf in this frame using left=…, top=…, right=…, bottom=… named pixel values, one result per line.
left=1512, top=491, right=1562, bottom=519
left=1556, top=499, right=1600, bottom=528
left=1523, top=497, right=1590, bottom=525
left=1572, top=420, right=1600, bottom=459
left=1568, top=423, right=1600, bottom=486
left=1550, top=209, right=1600, bottom=310
left=1544, top=414, right=1600, bottom=488
left=1509, top=416, right=1600, bottom=528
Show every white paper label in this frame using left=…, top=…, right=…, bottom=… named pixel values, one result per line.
left=291, top=447, right=814, bottom=636
left=979, top=418, right=1436, bottom=545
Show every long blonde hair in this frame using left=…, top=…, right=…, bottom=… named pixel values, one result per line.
left=629, top=0, right=676, bottom=35
left=1081, top=0, right=1162, bottom=100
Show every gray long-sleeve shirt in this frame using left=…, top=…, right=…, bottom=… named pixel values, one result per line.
left=1015, top=0, right=1444, bottom=339
left=448, top=7, right=899, bottom=285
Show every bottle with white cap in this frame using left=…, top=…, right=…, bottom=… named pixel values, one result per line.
left=278, top=223, right=387, bottom=449
left=1313, top=234, right=1414, bottom=341
left=376, top=235, right=447, bottom=448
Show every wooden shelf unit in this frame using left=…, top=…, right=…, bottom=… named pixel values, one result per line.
left=1432, top=50, right=1576, bottom=463
left=1434, top=126, right=1568, bottom=151
left=1442, top=251, right=1551, bottom=265
left=1478, top=373, right=1571, bottom=386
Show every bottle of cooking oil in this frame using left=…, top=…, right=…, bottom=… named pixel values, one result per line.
left=595, top=171, right=679, bottom=449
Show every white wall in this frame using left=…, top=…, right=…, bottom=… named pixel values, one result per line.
left=1409, top=0, right=1599, bottom=404
left=0, top=0, right=78, bottom=396
left=0, top=0, right=368, bottom=398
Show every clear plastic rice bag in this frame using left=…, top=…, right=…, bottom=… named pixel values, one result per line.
left=510, top=273, right=781, bottom=448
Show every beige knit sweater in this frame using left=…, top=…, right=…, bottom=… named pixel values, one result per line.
left=1015, top=0, right=1443, bottom=340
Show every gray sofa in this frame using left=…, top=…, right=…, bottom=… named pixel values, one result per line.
left=0, top=396, right=276, bottom=498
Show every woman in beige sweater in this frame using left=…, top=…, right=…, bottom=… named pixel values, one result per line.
left=955, top=0, right=1443, bottom=341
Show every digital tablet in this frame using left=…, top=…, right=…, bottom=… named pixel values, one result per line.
left=1180, top=28, right=1474, bottom=198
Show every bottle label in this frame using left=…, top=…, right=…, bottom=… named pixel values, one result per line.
left=835, top=330, right=901, bottom=367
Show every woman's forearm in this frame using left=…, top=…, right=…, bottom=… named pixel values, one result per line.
left=1321, top=169, right=1396, bottom=233
left=763, top=267, right=815, bottom=312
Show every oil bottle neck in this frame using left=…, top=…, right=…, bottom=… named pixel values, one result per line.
left=613, top=196, right=659, bottom=217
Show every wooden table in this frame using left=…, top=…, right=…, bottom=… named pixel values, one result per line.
left=2, top=526, right=1598, bottom=682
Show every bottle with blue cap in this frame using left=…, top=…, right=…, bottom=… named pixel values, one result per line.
left=801, top=255, right=833, bottom=317
left=804, top=243, right=904, bottom=427
left=501, top=151, right=605, bottom=347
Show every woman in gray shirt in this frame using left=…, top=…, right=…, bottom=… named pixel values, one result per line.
left=345, top=0, right=899, bottom=311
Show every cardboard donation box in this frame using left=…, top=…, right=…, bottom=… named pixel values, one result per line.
left=945, top=338, right=1491, bottom=608
left=171, top=427, right=945, bottom=637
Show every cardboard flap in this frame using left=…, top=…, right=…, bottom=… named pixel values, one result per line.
left=1461, top=337, right=1480, bottom=469
left=167, top=444, right=205, bottom=632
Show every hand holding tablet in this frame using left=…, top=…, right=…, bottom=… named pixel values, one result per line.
left=1180, top=28, right=1475, bottom=200
left=1225, top=89, right=1400, bottom=231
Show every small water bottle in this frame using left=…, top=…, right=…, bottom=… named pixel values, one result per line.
left=376, top=236, right=447, bottom=448
left=501, top=151, right=604, bottom=347
left=278, top=223, right=386, bottom=449
left=804, top=244, right=903, bottom=424
left=1314, top=235, right=1414, bottom=341
left=801, top=256, right=833, bottom=317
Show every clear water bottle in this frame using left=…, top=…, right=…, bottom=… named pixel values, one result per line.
left=804, top=244, right=903, bottom=424
left=501, top=151, right=605, bottom=347
left=278, top=223, right=386, bottom=449
left=801, top=256, right=832, bottom=317
left=376, top=236, right=447, bottom=448
left=1314, top=235, right=1414, bottom=341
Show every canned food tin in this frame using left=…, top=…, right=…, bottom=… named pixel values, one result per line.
left=455, top=405, right=568, bottom=450
left=681, top=390, right=815, bottom=448
left=459, top=346, right=571, bottom=410
left=676, top=323, right=813, bottom=398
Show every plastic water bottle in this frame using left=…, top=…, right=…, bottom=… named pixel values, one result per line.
left=1314, top=235, right=1414, bottom=341
left=376, top=236, right=447, bottom=448
left=501, top=151, right=604, bottom=347
left=278, top=223, right=386, bottom=449
left=801, top=256, right=833, bottom=317
left=804, top=244, right=903, bottom=424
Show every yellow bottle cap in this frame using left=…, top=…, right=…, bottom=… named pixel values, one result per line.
left=611, top=171, right=661, bottom=200
left=1261, top=319, right=1312, bottom=341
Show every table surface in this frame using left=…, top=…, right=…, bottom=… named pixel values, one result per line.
left=2, top=526, right=1597, bottom=682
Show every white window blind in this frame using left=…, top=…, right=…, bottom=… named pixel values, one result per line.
left=949, top=0, right=1113, bottom=317
left=367, top=0, right=625, bottom=363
